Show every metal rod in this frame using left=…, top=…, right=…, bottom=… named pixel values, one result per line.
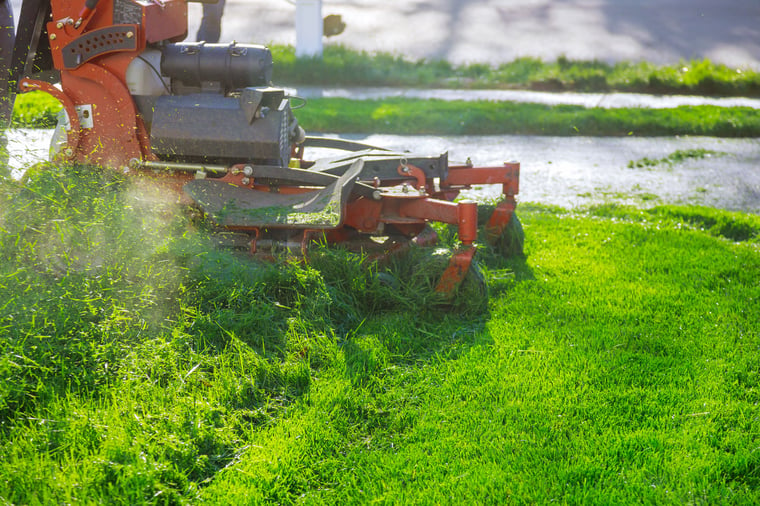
left=130, top=158, right=229, bottom=174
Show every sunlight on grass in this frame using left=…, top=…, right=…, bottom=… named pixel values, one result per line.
left=298, top=99, right=760, bottom=137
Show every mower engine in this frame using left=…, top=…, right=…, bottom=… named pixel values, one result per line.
left=144, top=42, right=302, bottom=168
left=5, top=0, right=523, bottom=298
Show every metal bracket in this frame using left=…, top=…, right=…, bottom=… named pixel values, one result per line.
left=397, top=159, right=427, bottom=193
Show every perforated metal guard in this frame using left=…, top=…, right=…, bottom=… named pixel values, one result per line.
left=62, top=25, right=138, bottom=69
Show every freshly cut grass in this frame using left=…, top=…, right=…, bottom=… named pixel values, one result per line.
left=589, top=203, right=760, bottom=243
left=0, top=166, right=758, bottom=504
left=627, top=148, right=724, bottom=169
left=203, top=204, right=760, bottom=504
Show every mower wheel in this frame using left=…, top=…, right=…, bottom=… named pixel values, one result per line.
left=493, top=212, right=525, bottom=258
left=453, top=259, right=488, bottom=314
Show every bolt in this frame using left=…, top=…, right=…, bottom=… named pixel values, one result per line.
left=243, top=165, right=254, bottom=176
left=50, top=34, right=57, bottom=41
left=56, top=22, right=63, bottom=29
left=241, top=177, right=251, bottom=185
left=126, top=31, right=134, bottom=39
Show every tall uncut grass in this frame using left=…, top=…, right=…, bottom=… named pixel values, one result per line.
left=0, top=165, right=758, bottom=503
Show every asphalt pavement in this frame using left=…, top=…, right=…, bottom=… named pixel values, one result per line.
left=8, top=128, right=760, bottom=213
left=209, top=1, right=760, bottom=108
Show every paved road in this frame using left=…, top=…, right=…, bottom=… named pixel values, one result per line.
left=9, top=129, right=760, bottom=213
left=185, top=0, right=760, bottom=69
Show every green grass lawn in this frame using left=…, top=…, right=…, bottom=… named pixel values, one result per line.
left=272, top=45, right=760, bottom=97
left=1, top=167, right=758, bottom=504
left=296, top=98, right=760, bottom=137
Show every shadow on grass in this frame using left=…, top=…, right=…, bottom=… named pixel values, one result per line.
left=340, top=315, right=494, bottom=389
left=336, top=242, right=536, bottom=388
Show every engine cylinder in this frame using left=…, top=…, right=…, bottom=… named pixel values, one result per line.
left=161, top=42, right=273, bottom=90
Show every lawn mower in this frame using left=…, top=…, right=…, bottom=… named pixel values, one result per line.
left=1, top=0, right=522, bottom=297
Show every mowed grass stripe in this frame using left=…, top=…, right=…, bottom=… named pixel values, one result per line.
left=203, top=208, right=760, bottom=504
left=297, top=98, right=760, bottom=137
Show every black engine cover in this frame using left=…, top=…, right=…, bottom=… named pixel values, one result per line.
left=150, top=87, right=291, bottom=166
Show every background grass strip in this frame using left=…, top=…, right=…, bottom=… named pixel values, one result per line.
left=296, top=98, right=760, bottom=137
left=272, top=45, right=760, bottom=97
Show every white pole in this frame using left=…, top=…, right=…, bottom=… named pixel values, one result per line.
left=295, top=0, right=323, bottom=58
